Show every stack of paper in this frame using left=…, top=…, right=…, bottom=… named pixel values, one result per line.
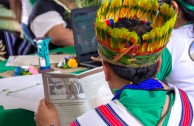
left=0, top=74, right=44, bottom=112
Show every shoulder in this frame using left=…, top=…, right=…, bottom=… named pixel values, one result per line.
left=165, top=25, right=194, bottom=62
left=167, top=29, right=184, bottom=48
left=168, top=25, right=193, bottom=47
left=167, top=86, right=194, bottom=125
left=169, top=86, right=193, bottom=113
left=29, top=10, right=66, bottom=37
left=71, top=104, right=109, bottom=126
left=29, top=0, right=64, bottom=22
left=71, top=101, right=143, bottom=126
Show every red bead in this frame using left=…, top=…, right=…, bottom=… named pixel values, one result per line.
left=118, top=17, right=122, bottom=21
left=141, top=20, right=146, bottom=24
left=105, top=20, right=111, bottom=26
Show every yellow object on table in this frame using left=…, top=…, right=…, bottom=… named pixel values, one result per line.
left=0, top=46, right=91, bottom=126
left=0, top=46, right=89, bottom=78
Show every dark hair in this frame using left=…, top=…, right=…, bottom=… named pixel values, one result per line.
left=112, top=18, right=152, bottom=41
left=107, top=62, right=158, bottom=84
left=158, top=0, right=171, bottom=6
left=109, top=18, right=158, bottom=84
left=176, top=0, right=194, bottom=34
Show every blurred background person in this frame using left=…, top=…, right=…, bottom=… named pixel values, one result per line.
left=0, top=0, right=21, bottom=35
left=28, top=0, right=102, bottom=49
left=9, top=0, right=38, bottom=45
left=156, top=0, right=194, bottom=97
left=0, top=0, right=36, bottom=60
left=21, top=0, right=37, bottom=44
left=28, top=0, right=75, bottom=49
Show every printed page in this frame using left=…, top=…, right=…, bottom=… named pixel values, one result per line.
left=42, top=73, right=90, bottom=126
left=78, top=67, right=113, bottom=109
left=0, top=74, right=44, bottom=111
left=54, top=99, right=89, bottom=126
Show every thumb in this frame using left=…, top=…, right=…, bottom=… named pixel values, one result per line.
left=45, top=101, right=55, bottom=109
left=39, top=99, right=46, bottom=106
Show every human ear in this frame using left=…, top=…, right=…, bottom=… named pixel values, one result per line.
left=156, top=57, right=162, bottom=74
left=171, top=1, right=179, bottom=14
left=102, top=61, right=110, bottom=81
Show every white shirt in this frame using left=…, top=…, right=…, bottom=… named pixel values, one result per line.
left=166, top=24, right=194, bottom=97
left=21, top=0, right=33, bottom=25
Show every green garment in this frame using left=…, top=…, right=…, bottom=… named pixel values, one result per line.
left=0, top=106, right=36, bottom=126
left=29, top=0, right=38, bottom=6
left=156, top=47, right=172, bottom=81
left=118, top=89, right=175, bottom=126
left=0, top=106, right=4, bottom=110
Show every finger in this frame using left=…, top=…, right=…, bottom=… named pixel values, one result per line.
left=91, top=56, right=102, bottom=62
left=91, top=56, right=97, bottom=60
left=37, top=99, right=48, bottom=111
left=40, top=99, right=46, bottom=106
left=45, top=101, right=55, bottom=109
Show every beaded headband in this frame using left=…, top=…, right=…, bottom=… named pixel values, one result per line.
left=95, top=0, right=177, bottom=67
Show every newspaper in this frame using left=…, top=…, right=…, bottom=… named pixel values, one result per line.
left=42, top=67, right=113, bottom=126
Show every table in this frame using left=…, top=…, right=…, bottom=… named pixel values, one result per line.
left=0, top=46, right=89, bottom=78
left=0, top=60, right=17, bottom=78
left=0, top=46, right=89, bottom=126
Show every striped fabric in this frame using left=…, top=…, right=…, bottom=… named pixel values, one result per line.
left=70, top=86, right=193, bottom=126
left=179, top=89, right=193, bottom=126
left=70, top=119, right=80, bottom=126
left=0, top=30, right=36, bottom=59
left=95, top=104, right=128, bottom=126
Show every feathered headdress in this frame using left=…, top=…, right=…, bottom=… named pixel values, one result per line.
left=95, top=0, right=177, bottom=67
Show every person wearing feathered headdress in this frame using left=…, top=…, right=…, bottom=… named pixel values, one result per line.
left=35, top=0, right=194, bottom=126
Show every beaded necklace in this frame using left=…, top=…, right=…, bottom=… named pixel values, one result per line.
left=112, top=78, right=164, bottom=100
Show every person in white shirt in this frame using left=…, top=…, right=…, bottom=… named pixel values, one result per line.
left=20, top=0, right=37, bottom=44
left=156, top=0, right=194, bottom=98
left=28, top=0, right=75, bottom=48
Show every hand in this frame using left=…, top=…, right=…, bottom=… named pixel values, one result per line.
left=35, top=99, right=60, bottom=126
left=91, top=56, right=103, bottom=62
